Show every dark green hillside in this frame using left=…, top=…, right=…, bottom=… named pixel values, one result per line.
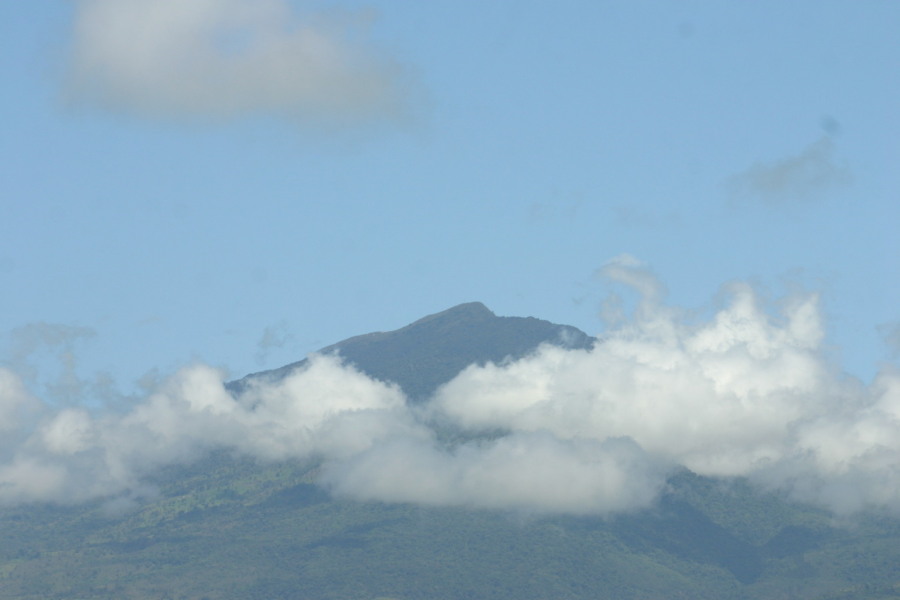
left=229, top=302, right=594, bottom=401
left=2, top=455, right=900, bottom=600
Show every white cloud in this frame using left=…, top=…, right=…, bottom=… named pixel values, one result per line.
left=594, top=254, right=669, bottom=327
left=322, top=433, right=667, bottom=515
left=234, top=354, right=420, bottom=460
left=765, top=367, right=900, bottom=514
left=0, top=355, right=417, bottom=505
left=420, top=264, right=900, bottom=515
left=66, top=0, right=415, bottom=125
left=40, top=408, right=96, bottom=455
left=598, top=254, right=664, bottom=304
left=429, top=283, right=833, bottom=479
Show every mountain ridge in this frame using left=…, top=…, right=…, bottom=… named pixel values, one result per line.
left=229, top=301, right=594, bottom=401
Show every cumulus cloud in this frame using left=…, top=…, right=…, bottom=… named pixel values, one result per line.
left=66, top=0, right=415, bottom=125
left=761, top=367, right=900, bottom=514
left=423, top=267, right=900, bottom=515
left=430, top=283, right=832, bottom=478
left=727, top=137, right=852, bottom=205
left=1, top=261, right=899, bottom=516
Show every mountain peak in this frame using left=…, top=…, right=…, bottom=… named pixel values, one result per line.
left=397, top=301, right=495, bottom=330
left=230, top=302, right=593, bottom=401
left=435, top=301, right=494, bottom=316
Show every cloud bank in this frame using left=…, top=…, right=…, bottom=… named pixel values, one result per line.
left=66, top=0, right=414, bottom=125
left=0, top=356, right=418, bottom=505
left=1, top=259, right=899, bottom=516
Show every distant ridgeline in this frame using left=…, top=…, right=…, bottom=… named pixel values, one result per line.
left=228, top=302, right=595, bottom=402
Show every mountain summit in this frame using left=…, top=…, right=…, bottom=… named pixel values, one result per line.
left=230, top=302, right=594, bottom=401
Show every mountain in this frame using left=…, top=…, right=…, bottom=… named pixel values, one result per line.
left=1, top=304, right=900, bottom=600
left=229, top=301, right=594, bottom=401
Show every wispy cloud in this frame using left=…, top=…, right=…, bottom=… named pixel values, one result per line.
left=611, top=204, right=681, bottom=229
left=4, top=323, right=96, bottom=403
left=254, top=320, right=293, bottom=365
left=727, top=137, right=852, bottom=205
left=880, top=321, right=900, bottom=359
left=65, top=0, right=417, bottom=126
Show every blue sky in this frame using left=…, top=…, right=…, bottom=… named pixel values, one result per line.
left=2, top=0, right=898, bottom=402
